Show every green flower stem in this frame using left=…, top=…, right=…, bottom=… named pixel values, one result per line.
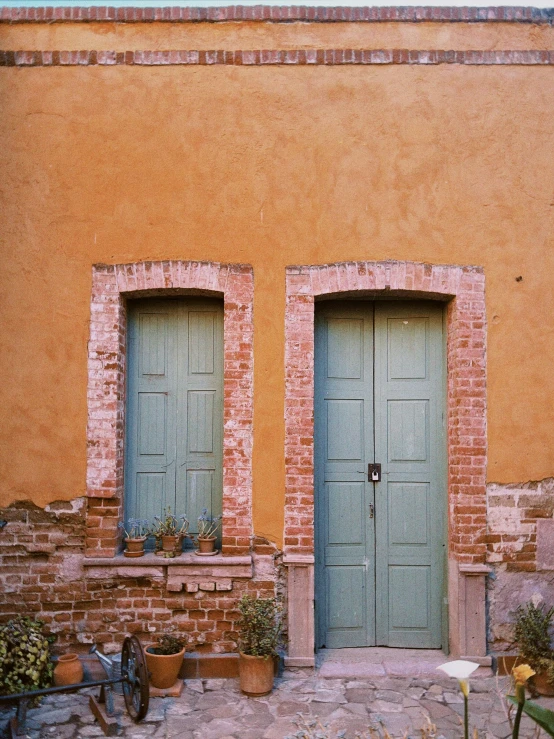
left=512, top=684, right=526, bottom=739
left=464, top=693, right=469, bottom=739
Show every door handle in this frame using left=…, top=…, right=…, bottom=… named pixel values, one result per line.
left=369, top=504, right=374, bottom=519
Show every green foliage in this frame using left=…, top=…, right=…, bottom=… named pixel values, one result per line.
left=148, top=633, right=187, bottom=655
left=514, top=601, right=554, bottom=679
left=238, top=595, right=281, bottom=658
left=0, top=616, right=54, bottom=696
left=507, top=696, right=554, bottom=737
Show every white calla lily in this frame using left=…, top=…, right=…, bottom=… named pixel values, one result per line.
left=437, top=660, right=480, bottom=680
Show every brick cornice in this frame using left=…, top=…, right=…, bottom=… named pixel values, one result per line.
left=2, top=48, right=554, bottom=65
left=1, top=5, right=553, bottom=24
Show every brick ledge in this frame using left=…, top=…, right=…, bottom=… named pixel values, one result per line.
left=83, top=552, right=252, bottom=566
left=2, top=49, right=554, bottom=66
left=1, top=6, right=553, bottom=24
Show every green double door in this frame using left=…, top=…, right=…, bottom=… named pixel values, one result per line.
left=315, top=301, right=446, bottom=649
left=125, top=298, right=224, bottom=534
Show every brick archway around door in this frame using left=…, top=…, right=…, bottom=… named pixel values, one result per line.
left=86, top=261, right=254, bottom=557
left=283, top=261, right=488, bottom=666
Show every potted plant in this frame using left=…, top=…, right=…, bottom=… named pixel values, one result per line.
left=151, top=508, right=190, bottom=557
left=144, top=633, right=187, bottom=689
left=194, top=508, right=222, bottom=556
left=118, top=518, right=150, bottom=558
left=513, top=601, right=554, bottom=696
left=237, top=594, right=281, bottom=697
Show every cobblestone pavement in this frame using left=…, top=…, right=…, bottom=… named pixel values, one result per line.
left=1, top=674, right=553, bottom=739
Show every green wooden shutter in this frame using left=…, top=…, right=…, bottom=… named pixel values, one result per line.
left=125, top=299, right=223, bottom=537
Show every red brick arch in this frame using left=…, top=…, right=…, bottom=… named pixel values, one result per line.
left=85, top=261, right=254, bottom=557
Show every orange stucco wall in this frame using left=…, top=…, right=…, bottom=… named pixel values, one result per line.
left=1, top=20, right=554, bottom=546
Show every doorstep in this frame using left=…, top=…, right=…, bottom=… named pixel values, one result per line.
left=316, top=647, right=493, bottom=679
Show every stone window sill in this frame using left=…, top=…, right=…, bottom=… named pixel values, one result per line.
left=83, top=553, right=252, bottom=592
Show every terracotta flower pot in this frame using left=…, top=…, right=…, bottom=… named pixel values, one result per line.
left=53, top=653, right=84, bottom=687
left=161, top=535, right=179, bottom=553
left=530, top=670, right=554, bottom=697
left=197, top=536, right=217, bottom=554
left=124, top=537, right=146, bottom=557
left=239, top=651, right=274, bottom=697
left=145, top=646, right=185, bottom=689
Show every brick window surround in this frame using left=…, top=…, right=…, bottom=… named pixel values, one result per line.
left=86, top=261, right=254, bottom=558
left=283, top=261, right=487, bottom=665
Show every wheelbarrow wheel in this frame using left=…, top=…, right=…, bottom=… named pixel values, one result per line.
left=121, top=636, right=149, bottom=722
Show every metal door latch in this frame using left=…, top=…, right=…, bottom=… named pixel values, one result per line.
left=368, top=463, right=381, bottom=482
left=369, top=504, right=374, bottom=519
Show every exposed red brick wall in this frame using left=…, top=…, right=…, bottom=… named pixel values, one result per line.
left=0, top=500, right=279, bottom=652
left=87, top=261, right=254, bottom=557
left=284, top=261, right=487, bottom=564
left=1, top=6, right=552, bottom=23
left=487, top=479, right=554, bottom=572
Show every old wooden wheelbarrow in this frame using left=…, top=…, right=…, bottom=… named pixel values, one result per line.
left=0, top=636, right=149, bottom=738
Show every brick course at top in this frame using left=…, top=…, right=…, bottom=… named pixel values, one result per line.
left=1, top=6, right=553, bottom=23
left=87, top=261, right=254, bottom=558
left=284, top=260, right=487, bottom=565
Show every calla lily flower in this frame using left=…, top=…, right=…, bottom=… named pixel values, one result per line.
left=437, top=660, right=480, bottom=698
left=512, top=664, right=535, bottom=685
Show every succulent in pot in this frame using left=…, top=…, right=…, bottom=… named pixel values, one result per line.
left=145, top=634, right=187, bottom=689
left=194, top=509, right=222, bottom=556
left=237, top=594, right=281, bottom=697
left=513, top=601, right=554, bottom=697
left=118, top=518, right=150, bottom=558
left=151, top=508, right=190, bottom=558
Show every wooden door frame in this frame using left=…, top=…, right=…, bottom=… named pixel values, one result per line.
left=283, top=261, right=489, bottom=667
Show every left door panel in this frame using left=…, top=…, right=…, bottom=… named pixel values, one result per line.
left=125, top=298, right=224, bottom=535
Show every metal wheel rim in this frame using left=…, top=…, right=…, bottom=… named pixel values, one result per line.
left=121, top=636, right=149, bottom=722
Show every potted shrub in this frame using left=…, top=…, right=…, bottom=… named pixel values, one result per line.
left=514, top=601, right=554, bottom=696
left=151, top=508, right=190, bottom=557
left=145, top=634, right=187, bottom=689
left=237, top=594, right=281, bottom=697
left=194, top=508, right=222, bottom=556
left=118, top=518, right=150, bottom=557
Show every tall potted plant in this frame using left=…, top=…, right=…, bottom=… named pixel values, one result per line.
left=237, top=594, right=281, bottom=697
left=145, top=634, right=187, bottom=689
left=514, top=601, right=554, bottom=696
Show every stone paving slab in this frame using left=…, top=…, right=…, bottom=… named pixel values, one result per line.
left=1, top=674, right=553, bottom=739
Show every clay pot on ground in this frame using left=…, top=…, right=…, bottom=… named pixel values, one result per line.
left=145, top=646, right=186, bottom=689
left=239, top=652, right=275, bottom=697
left=196, top=536, right=217, bottom=555
left=124, top=537, right=147, bottom=557
left=53, top=653, right=84, bottom=687
left=530, top=670, right=554, bottom=697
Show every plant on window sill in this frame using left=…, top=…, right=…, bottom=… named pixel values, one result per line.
left=194, top=509, right=222, bottom=556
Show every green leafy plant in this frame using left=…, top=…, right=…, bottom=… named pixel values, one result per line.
left=0, top=616, right=55, bottom=696
left=514, top=601, right=554, bottom=682
left=151, top=508, right=190, bottom=538
left=147, top=633, right=187, bottom=656
left=238, top=594, right=281, bottom=658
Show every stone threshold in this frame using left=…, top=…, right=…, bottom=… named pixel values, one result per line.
left=83, top=553, right=251, bottom=567
left=315, top=647, right=493, bottom=679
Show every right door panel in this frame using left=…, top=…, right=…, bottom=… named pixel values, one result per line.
left=374, top=302, right=445, bottom=648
